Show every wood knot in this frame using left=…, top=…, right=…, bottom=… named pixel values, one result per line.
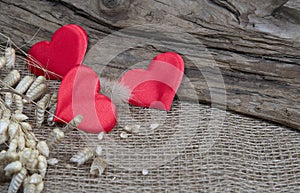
left=102, top=0, right=122, bottom=8
left=97, top=0, right=130, bottom=21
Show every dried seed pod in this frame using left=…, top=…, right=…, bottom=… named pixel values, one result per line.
left=8, top=138, right=18, bottom=152
left=35, top=94, right=50, bottom=127
left=0, top=150, right=18, bottom=162
left=26, top=76, right=46, bottom=94
left=17, top=132, right=25, bottom=151
left=2, top=108, right=11, bottom=120
left=36, top=181, right=44, bottom=193
left=37, top=141, right=49, bottom=157
left=23, top=178, right=36, bottom=193
left=70, top=147, right=94, bottom=166
left=27, top=130, right=38, bottom=141
left=19, top=148, right=32, bottom=164
left=29, top=173, right=43, bottom=184
left=14, top=95, right=23, bottom=112
left=12, top=112, right=28, bottom=121
left=0, top=134, right=8, bottom=144
left=0, top=119, right=9, bottom=144
left=14, top=75, right=34, bottom=94
left=24, top=83, right=47, bottom=103
left=47, top=104, right=56, bottom=126
left=38, top=93, right=51, bottom=105
left=5, top=92, right=13, bottom=107
left=26, top=151, right=39, bottom=172
left=0, top=119, right=10, bottom=134
left=0, top=56, right=6, bottom=69
left=4, top=161, right=22, bottom=176
left=62, top=115, right=83, bottom=133
left=90, top=157, right=107, bottom=176
left=8, top=122, right=19, bottom=140
left=2, top=70, right=20, bottom=87
left=48, top=92, right=58, bottom=108
left=47, top=127, right=64, bottom=148
left=25, top=139, right=36, bottom=149
left=37, top=155, right=47, bottom=177
left=20, top=122, right=32, bottom=131
left=8, top=167, right=27, bottom=193
left=5, top=47, right=16, bottom=68
left=47, top=158, right=59, bottom=166
left=0, top=150, right=6, bottom=161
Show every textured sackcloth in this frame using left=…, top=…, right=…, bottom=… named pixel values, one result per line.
left=0, top=48, right=299, bottom=193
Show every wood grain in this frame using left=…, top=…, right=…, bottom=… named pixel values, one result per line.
left=0, top=0, right=299, bottom=129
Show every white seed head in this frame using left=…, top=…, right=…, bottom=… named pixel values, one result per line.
left=47, top=158, right=59, bottom=166
left=37, top=141, right=49, bottom=157
left=2, top=108, right=11, bottom=120
left=0, top=119, right=10, bottom=134
left=8, top=122, right=19, bottom=140
left=24, top=83, right=47, bottom=102
left=29, top=173, right=43, bottom=184
left=12, top=112, right=29, bottom=121
left=48, top=128, right=64, bottom=148
left=5, top=92, right=13, bottom=107
left=37, top=155, right=47, bottom=177
left=48, top=92, right=58, bottom=107
left=17, top=133, right=25, bottom=151
left=25, top=139, right=36, bottom=149
left=14, top=95, right=24, bottom=112
left=19, top=148, right=32, bottom=163
left=4, top=160, right=22, bottom=176
left=36, top=181, right=44, bottom=193
left=0, top=56, right=6, bottom=69
left=62, top=115, right=83, bottom=133
left=8, top=168, right=27, bottom=193
left=26, top=76, right=46, bottom=94
left=23, top=181, right=36, bottom=193
left=3, top=70, right=20, bottom=87
left=14, top=75, right=34, bottom=94
left=5, top=47, right=16, bottom=68
left=70, top=147, right=94, bottom=166
left=5, top=151, right=19, bottom=162
left=20, top=122, right=32, bottom=131
left=8, top=138, right=18, bottom=152
left=90, top=157, right=107, bottom=176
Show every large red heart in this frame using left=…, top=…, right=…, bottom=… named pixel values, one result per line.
left=119, top=52, right=184, bottom=111
left=26, top=24, right=88, bottom=80
left=54, top=65, right=117, bottom=133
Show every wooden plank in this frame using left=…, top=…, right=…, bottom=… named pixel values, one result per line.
left=0, top=0, right=299, bottom=129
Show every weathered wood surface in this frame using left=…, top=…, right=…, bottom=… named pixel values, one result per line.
left=0, top=0, right=299, bottom=129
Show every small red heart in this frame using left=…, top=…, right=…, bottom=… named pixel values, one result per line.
left=54, top=65, right=117, bottom=133
left=119, top=52, right=184, bottom=111
left=27, top=24, right=88, bottom=80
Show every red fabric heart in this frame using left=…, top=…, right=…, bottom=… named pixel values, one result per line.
left=26, top=24, right=88, bottom=80
left=54, top=65, right=117, bottom=133
left=119, top=52, right=184, bottom=111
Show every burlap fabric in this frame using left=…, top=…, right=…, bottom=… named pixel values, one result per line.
left=0, top=48, right=299, bottom=193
